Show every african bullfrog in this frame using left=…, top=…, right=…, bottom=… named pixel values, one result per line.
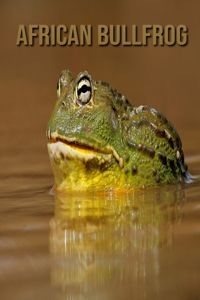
left=46, top=69, right=190, bottom=191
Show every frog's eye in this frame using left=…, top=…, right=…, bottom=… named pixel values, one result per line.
left=57, top=69, right=75, bottom=99
left=75, top=76, right=92, bottom=105
left=57, top=78, right=61, bottom=98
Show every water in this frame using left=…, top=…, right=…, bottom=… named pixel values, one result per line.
left=0, top=155, right=200, bottom=300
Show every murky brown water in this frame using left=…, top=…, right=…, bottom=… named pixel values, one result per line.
left=1, top=0, right=200, bottom=299
left=0, top=149, right=200, bottom=300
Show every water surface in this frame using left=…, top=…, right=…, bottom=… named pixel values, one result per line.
left=0, top=154, right=200, bottom=300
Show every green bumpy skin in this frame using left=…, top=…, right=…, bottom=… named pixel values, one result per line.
left=46, top=69, right=189, bottom=192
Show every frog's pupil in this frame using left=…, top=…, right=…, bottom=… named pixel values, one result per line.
left=77, top=77, right=92, bottom=104
left=78, top=84, right=91, bottom=96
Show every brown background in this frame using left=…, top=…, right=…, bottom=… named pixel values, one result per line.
left=1, top=0, right=200, bottom=177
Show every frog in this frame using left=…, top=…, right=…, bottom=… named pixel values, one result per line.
left=46, top=69, right=190, bottom=192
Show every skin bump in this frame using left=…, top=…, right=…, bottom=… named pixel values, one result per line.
left=152, top=168, right=157, bottom=176
left=158, top=151, right=167, bottom=165
left=132, top=164, right=137, bottom=174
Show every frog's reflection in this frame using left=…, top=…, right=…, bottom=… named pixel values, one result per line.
left=49, top=185, right=185, bottom=296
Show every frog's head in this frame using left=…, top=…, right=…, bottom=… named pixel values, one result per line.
left=46, top=69, right=126, bottom=191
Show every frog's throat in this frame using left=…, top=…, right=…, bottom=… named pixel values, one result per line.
left=47, top=141, right=120, bottom=192
left=46, top=130, right=124, bottom=168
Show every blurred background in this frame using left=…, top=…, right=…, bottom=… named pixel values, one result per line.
left=1, top=0, right=200, bottom=176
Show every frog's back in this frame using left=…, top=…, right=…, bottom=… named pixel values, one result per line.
left=120, top=101, right=189, bottom=188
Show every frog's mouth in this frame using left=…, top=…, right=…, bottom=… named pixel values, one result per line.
left=46, top=129, right=124, bottom=168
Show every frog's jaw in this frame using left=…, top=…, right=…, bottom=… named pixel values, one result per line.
left=47, top=141, right=122, bottom=192
left=46, top=129, right=124, bottom=169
